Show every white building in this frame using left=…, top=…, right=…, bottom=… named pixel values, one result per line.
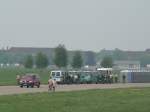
left=114, top=60, right=140, bottom=70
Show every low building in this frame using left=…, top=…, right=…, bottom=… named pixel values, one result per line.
left=120, top=69, right=150, bottom=83
left=113, top=60, right=140, bottom=70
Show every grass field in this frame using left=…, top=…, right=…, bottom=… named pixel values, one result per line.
left=0, top=68, right=50, bottom=86
left=0, top=88, right=150, bottom=112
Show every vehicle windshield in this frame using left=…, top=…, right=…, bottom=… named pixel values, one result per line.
left=21, top=74, right=39, bottom=80
left=56, top=72, right=60, bottom=77
left=21, top=76, right=33, bottom=80
left=51, top=72, right=55, bottom=77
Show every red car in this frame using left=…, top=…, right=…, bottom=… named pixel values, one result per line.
left=19, top=74, right=40, bottom=88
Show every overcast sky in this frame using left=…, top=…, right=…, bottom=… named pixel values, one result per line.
left=0, top=0, right=150, bottom=51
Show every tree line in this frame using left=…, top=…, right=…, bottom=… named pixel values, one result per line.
left=1, top=47, right=150, bottom=67
left=24, top=44, right=114, bottom=69
left=24, top=52, right=49, bottom=69
left=24, top=45, right=83, bottom=69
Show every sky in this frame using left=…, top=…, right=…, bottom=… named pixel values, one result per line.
left=0, top=0, right=150, bottom=51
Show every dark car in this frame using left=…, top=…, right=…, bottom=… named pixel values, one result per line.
left=19, top=74, right=40, bottom=88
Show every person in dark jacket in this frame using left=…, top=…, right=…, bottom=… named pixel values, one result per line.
left=122, top=75, right=126, bottom=83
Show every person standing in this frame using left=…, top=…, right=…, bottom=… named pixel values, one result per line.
left=109, top=74, right=113, bottom=84
left=122, top=74, right=126, bottom=83
left=114, top=74, right=118, bottom=83
left=16, top=75, right=21, bottom=85
left=52, top=79, right=57, bottom=92
left=48, top=78, right=57, bottom=92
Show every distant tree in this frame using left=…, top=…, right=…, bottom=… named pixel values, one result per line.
left=113, top=48, right=127, bottom=60
left=35, top=52, right=49, bottom=68
left=24, top=55, right=33, bottom=68
left=53, top=45, right=68, bottom=68
left=72, top=51, right=83, bottom=69
left=84, top=51, right=96, bottom=66
left=101, top=56, right=113, bottom=68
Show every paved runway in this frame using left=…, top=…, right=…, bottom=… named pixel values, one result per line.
left=0, top=83, right=150, bottom=95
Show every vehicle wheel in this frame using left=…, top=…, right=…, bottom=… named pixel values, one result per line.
left=20, top=85, right=23, bottom=88
left=27, top=85, right=29, bottom=88
left=37, top=84, right=40, bottom=88
left=31, top=85, right=34, bottom=88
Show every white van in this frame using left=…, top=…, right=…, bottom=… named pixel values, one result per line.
left=50, top=70, right=66, bottom=83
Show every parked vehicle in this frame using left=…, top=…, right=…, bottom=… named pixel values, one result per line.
left=50, top=71, right=67, bottom=84
left=79, top=71, right=99, bottom=84
left=19, top=74, right=40, bottom=88
left=50, top=69, right=114, bottom=84
left=97, top=68, right=113, bottom=83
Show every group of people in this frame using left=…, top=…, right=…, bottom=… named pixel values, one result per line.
left=16, top=74, right=125, bottom=92
left=98, top=74, right=118, bottom=84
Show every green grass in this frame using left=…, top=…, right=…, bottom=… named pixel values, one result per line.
left=0, top=88, right=150, bottom=112
left=0, top=68, right=50, bottom=86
